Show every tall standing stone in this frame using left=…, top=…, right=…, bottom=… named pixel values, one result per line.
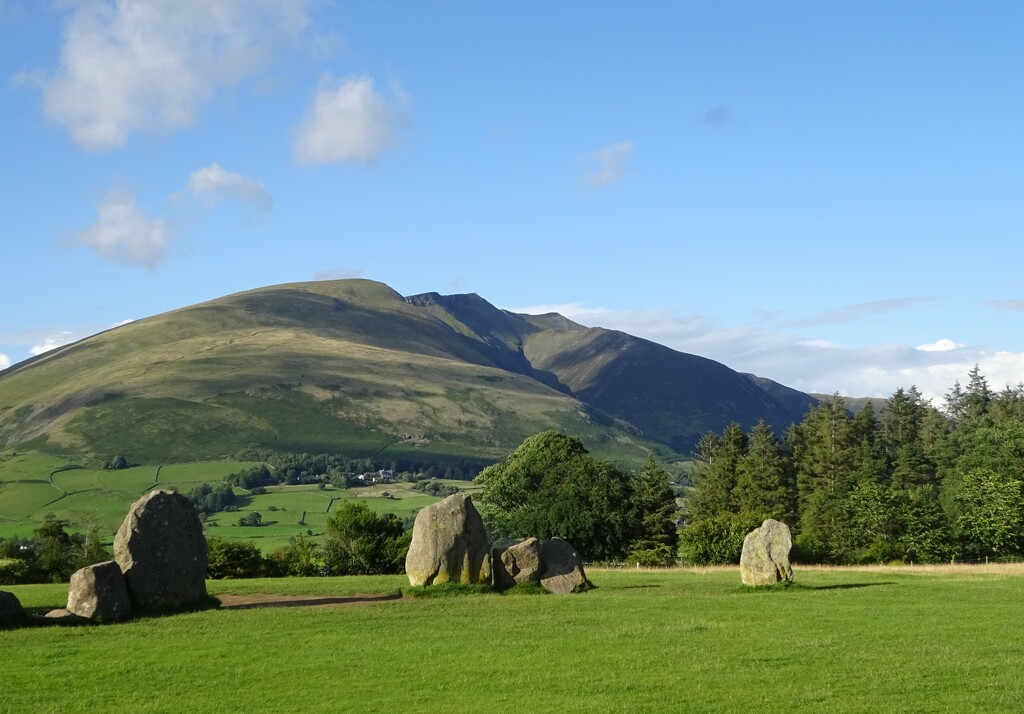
left=405, top=492, right=490, bottom=586
left=740, top=519, right=794, bottom=587
left=67, top=560, right=132, bottom=622
left=114, top=489, right=208, bottom=612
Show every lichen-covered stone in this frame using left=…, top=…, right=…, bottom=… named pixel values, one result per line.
left=405, top=492, right=490, bottom=586
left=67, top=560, right=131, bottom=622
left=538, top=537, right=589, bottom=594
left=114, top=489, right=208, bottom=612
left=0, top=590, right=27, bottom=627
left=740, top=519, right=794, bottom=587
left=492, top=537, right=542, bottom=588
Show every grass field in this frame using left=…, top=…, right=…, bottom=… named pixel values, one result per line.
left=4, top=566, right=1024, bottom=712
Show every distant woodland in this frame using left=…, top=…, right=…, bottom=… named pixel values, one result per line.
left=683, top=366, right=1024, bottom=565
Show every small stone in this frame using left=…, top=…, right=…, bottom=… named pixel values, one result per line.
left=67, top=560, right=131, bottom=622
left=0, top=590, right=27, bottom=627
left=492, top=537, right=542, bottom=588
left=740, top=519, right=794, bottom=587
left=538, top=538, right=590, bottom=594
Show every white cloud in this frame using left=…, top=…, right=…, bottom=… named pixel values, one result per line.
left=34, top=0, right=308, bottom=150
left=506, top=302, right=1024, bottom=404
left=582, top=140, right=634, bottom=187
left=917, top=338, right=963, bottom=353
left=0, top=353, right=10, bottom=369
left=30, top=331, right=74, bottom=356
left=293, top=76, right=406, bottom=164
left=64, top=190, right=171, bottom=269
left=187, top=163, right=271, bottom=212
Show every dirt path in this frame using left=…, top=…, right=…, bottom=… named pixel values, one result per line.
left=216, top=593, right=403, bottom=610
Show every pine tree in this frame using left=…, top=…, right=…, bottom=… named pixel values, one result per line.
left=733, top=420, right=793, bottom=521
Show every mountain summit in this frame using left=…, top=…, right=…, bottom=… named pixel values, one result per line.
left=0, top=279, right=814, bottom=464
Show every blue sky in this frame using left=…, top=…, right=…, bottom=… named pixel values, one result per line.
left=2, top=1, right=1023, bottom=402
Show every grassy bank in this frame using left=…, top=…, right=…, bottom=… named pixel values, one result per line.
left=4, top=567, right=1024, bottom=712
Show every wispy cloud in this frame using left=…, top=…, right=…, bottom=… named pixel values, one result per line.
left=313, top=267, right=364, bottom=281
left=507, top=301, right=1024, bottom=403
left=29, top=0, right=308, bottom=150
left=187, top=164, right=272, bottom=212
left=0, top=0, right=23, bottom=23
left=985, top=299, right=1024, bottom=312
left=293, top=76, right=407, bottom=164
left=9, top=320, right=134, bottom=363
left=582, top=140, right=634, bottom=188
left=702, top=105, right=732, bottom=127
left=62, top=190, right=172, bottom=269
left=784, top=297, right=937, bottom=328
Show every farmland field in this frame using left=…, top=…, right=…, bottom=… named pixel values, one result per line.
left=0, top=452, right=450, bottom=550
left=4, top=566, right=1024, bottom=712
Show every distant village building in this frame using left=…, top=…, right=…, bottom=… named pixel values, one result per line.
left=356, top=469, right=395, bottom=484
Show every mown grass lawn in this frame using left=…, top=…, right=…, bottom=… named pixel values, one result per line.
left=4, top=567, right=1024, bottom=713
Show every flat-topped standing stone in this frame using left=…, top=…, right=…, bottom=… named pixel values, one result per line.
left=114, top=489, right=208, bottom=612
left=67, top=560, right=132, bottom=622
left=538, top=537, right=590, bottom=594
left=740, top=519, right=794, bottom=587
left=492, top=537, right=543, bottom=588
left=405, top=492, right=490, bottom=586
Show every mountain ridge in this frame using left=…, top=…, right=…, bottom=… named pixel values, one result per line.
left=0, top=279, right=817, bottom=464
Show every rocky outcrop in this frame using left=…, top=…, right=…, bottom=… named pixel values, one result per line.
left=492, top=537, right=543, bottom=588
left=114, top=489, right=208, bottom=612
left=740, top=519, right=794, bottom=587
left=538, top=537, right=590, bottom=594
left=0, top=590, right=27, bottom=627
left=405, top=492, right=491, bottom=586
left=67, top=560, right=131, bottom=622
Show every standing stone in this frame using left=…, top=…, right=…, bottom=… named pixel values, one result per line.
left=405, top=492, right=490, bottom=586
left=740, top=519, right=794, bottom=587
left=114, top=489, right=208, bottom=612
left=67, top=560, right=131, bottom=622
left=538, top=537, right=590, bottom=594
left=0, top=590, right=27, bottom=627
left=492, top=537, right=543, bottom=588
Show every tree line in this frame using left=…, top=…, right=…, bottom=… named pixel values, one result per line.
left=682, top=367, right=1024, bottom=564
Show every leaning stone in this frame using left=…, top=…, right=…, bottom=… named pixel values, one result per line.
left=740, top=519, right=794, bottom=587
left=538, top=538, right=590, bottom=594
left=67, top=560, right=131, bottom=622
left=405, top=492, right=490, bottom=586
left=114, top=489, right=208, bottom=612
left=492, top=537, right=543, bottom=589
left=0, top=590, right=27, bottom=627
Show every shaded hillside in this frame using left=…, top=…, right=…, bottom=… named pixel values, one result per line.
left=0, top=279, right=815, bottom=464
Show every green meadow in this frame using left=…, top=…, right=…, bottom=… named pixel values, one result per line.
left=4, top=567, right=1024, bottom=712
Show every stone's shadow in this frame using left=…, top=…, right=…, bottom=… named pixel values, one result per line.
left=216, top=593, right=403, bottom=610
left=802, top=582, right=896, bottom=591
left=618, top=584, right=662, bottom=590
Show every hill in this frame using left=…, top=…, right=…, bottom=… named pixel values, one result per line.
left=0, top=279, right=815, bottom=464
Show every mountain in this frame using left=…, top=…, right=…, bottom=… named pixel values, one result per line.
left=0, top=279, right=816, bottom=465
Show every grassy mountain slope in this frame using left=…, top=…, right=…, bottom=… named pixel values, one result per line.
left=0, top=279, right=815, bottom=465
left=0, top=281, right=655, bottom=464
